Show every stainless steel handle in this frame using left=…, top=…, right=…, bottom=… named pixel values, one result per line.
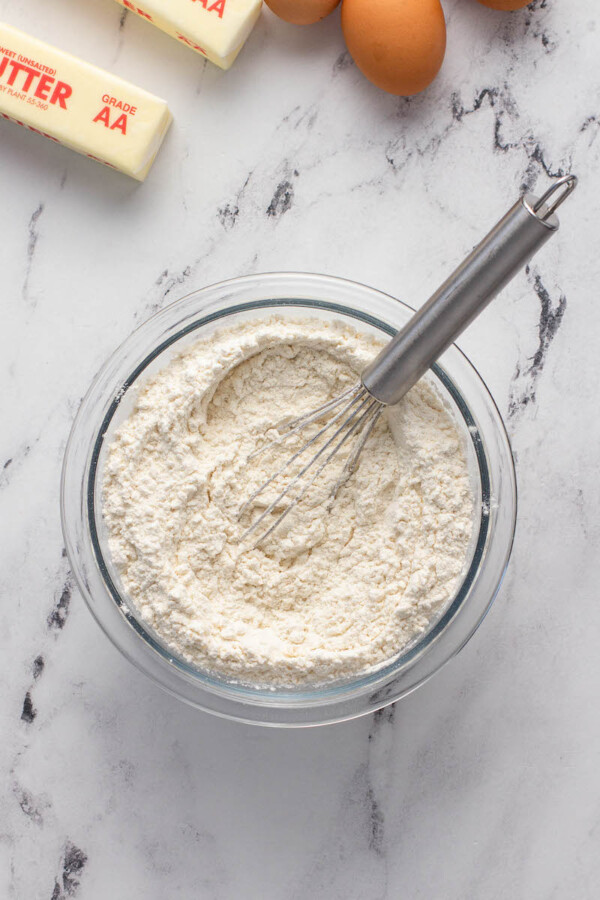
left=361, top=175, right=577, bottom=406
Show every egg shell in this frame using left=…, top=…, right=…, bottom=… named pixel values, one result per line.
left=475, top=0, right=532, bottom=9
left=265, top=0, right=341, bottom=25
left=341, top=0, right=446, bottom=96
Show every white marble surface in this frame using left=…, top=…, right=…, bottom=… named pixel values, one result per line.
left=1, top=0, right=599, bottom=896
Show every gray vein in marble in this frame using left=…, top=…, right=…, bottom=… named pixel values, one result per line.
left=137, top=119, right=308, bottom=323
left=451, top=86, right=499, bottom=124
left=218, top=170, right=257, bottom=227
left=217, top=107, right=315, bottom=231
left=128, top=264, right=196, bottom=326
left=20, top=654, right=47, bottom=725
left=51, top=842, right=88, bottom=899
left=20, top=692, right=37, bottom=725
left=33, top=655, right=45, bottom=680
left=195, top=57, right=209, bottom=95
left=128, top=263, right=198, bottom=325
left=112, top=7, right=129, bottom=64
left=520, top=142, right=568, bottom=192
left=0, top=443, right=32, bottom=490
left=282, top=104, right=318, bottom=133
left=500, top=0, right=556, bottom=56
left=448, top=82, right=568, bottom=190
left=154, top=265, right=193, bottom=301
left=574, top=488, right=599, bottom=544
left=23, top=203, right=44, bottom=306
left=293, top=708, right=396, bottom=898
left=386, top=84, right=514, bottom=175
left=218, top=170, right=254, bottom=231
left=266, top=176, right=296, bottom=218
left=293, top=758, right=388, bottom=900
left=384, top=57, right=586, bottom=198
left=580, top=116, right=600, bottom=146
left=332, top=50, right=352, bottom=74
left=13, top=784, right=48, bottom=827
left=47, top=578, right=72, bottom=632
left=508, top=267, right=566, bottom=420
left=217, top=202, right=240, bottom=231
left=365, top=706, right=396, bottom=857
left=365, top=781, right=385, bottom=857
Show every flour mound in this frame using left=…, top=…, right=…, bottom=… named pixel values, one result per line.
left=102, top=318, right=474, bottom=686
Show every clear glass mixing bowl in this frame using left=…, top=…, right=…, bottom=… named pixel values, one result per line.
left=61, top=274, right=517, bottom=727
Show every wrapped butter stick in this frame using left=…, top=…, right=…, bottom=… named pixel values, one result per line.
left=0, top=21, right=172, bottom=181
left=115, top=0, right=262, bottom=70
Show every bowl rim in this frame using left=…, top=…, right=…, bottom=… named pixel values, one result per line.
left=61, top=272, right=517, bottom=727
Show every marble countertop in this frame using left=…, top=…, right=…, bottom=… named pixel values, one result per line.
left=2, top=0, right=599, bottom=896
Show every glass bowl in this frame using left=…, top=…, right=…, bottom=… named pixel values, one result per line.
left=61, top=273, right=517, bottom=727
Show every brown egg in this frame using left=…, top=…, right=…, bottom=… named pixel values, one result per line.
left=341, top=0, right=446, bottom=96
left=265, top=0, right=341, bottom=25
left=476, top=0, right=532, bottom=9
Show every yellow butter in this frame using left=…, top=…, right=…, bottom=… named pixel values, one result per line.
left=115, top=0, right=262, bottom=70
left=0, top=22, right=172, bottom=180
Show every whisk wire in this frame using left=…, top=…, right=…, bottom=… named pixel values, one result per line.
left=240, top=392, right=372, bottom=541
left=240, top=393, right=382, bottom=546
left=273, top=384, right=361, bottom=434
left=238, top=387, right=369, bottom=519
left=246, top=384, right=361, bottom=462
left=328, top=404, right=384, bottom=503
left=247, top=399, right=382, bottom=547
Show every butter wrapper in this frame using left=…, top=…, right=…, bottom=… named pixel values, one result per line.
left=0, top=21, right=172, bottom=180
left=116, top=0, right=262, bottom=70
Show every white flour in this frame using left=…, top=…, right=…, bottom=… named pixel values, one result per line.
left=102, top=317, right=475, bottom=686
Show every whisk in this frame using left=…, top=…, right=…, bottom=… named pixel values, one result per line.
left=239, top=175, right=577, bottom=545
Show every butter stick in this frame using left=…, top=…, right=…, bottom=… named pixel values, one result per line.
left=0, top=22, right=172, bottom=180
left=115, top=0, right=262, bottom=70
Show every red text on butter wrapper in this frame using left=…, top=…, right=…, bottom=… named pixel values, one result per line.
left=192, top=0, right=227, bottom=19
left=0, top=54, right=72, bottom=108
left=176, top=34, right=207, bottom=54
left=0, top=108, right=119, bottom=169
left=1, top=110, right=59, bottom=141
left=121, top=2, right=154, bottom=20
left=121, top=0, right=226, bottom=20
left=92, top=94, right=138, bottom=135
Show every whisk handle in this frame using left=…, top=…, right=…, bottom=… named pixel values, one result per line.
left=361, top=175, right=577, bottom=406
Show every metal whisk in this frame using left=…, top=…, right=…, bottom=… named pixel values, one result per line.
left=239, top=175, right=577, bottom=546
